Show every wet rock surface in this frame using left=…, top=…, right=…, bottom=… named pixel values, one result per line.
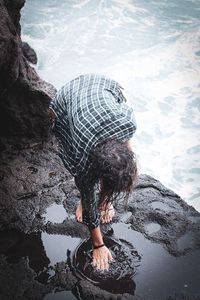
left=0, top=96, right=199, bottom=298
left=120, top=176, right=200, bottom=257
left=0, top=1, right=200, bottom=299
left=0, top=145, right=200, bottom=300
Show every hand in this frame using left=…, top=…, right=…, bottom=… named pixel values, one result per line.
left=92, top=245, right=113, bottom=271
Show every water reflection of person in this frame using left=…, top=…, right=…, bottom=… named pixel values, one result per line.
left=49, top=74, right=138, bottom=271
left=0, top=230, right=50, bottom=283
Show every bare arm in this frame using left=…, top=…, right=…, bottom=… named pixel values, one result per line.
left=91, top=226, right=113, bottom=270
left=91, top=226, right=104, bottom=246
left=75, top=176, right=113, bottom=270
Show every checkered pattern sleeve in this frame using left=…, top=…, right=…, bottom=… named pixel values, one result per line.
left=75, top=177, right=100, bottom=230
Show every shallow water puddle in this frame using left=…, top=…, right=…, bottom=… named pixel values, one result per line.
left=177, top=232, right=195, bottom=251
left=112, top=223, right=200, bottom=299
left=0, top=230, right=53, bottom=283
left=0, top=229, right=81, bottom=285
left=44, top=203, right=67, bottom=223
left=145, top=222, right=161, bottom=234
left=0, top=223, right=199, bottom=299
left=41, top=232, right=81, bottom=266
left=72, top=236, right=141, bottom=294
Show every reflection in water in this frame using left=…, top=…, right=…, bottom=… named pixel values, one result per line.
left=113, top=223, right=200, bottom=300
left=0, top=229, right=140, bottom=296
left=41, top=232, right=80, bottom=266
left=145, top=222, right=161, bottom=234
left=44, top=203, right=67, bottom=223
left=0, top=229, right=81, bottom=299
left=177, top=232, right=195, bottom=251
left=0, top=229, right=51, bottom=284
left=0, top=224, right=200, bottom=300
left=0, top=229, right=80, bottom=285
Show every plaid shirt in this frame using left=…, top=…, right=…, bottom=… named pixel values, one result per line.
left=49, top=74, right=136, bottom=229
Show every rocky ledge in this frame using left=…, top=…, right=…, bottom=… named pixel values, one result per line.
left=0, top=1, right=199, bottom=300
left=0, top=137, right=199, bottom=300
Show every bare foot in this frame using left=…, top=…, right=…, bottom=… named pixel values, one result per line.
left=76, top=201, right=83, bottom=223
left=76, top=201, right=115, bottom=224
left=99, top=203, right=115, bottom=224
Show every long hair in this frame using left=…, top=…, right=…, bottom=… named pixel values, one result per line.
left=89, top=139, right=138, bottom=207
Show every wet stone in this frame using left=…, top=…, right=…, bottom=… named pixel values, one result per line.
left=72, top=237, right=141, bottom=295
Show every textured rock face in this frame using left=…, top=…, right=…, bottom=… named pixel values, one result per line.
left=0, top=1, right=200, bottom=300
left=0, top=145, right=200, bottom=299
left=3, top=0, right=25, bottom=35
left=22, top=42, right=38, bottom=64
left=0, top=0, right=56, bottom=139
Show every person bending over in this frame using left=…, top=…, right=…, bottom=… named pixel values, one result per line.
left=49, top=74, right=138, bottom=271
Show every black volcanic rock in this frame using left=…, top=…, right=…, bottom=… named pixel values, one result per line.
left=0, top=146, right=199, bottom=299
left=0, top=1, right=199, bottom=300
left=0, top=0, right=56, bottom=139
left=22, top=42, right=38, bottom=64
left=4, top=0, right=25, bottom=35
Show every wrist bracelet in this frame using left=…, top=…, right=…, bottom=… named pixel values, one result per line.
left=93, top=243, right=105, bottom=250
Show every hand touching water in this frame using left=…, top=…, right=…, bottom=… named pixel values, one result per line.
left=92, top=245, right=113, bottom=270
left=90, top=225, right=113, bottom=270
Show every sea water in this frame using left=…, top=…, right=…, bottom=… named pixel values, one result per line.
left=21, top=0, right=200, bottom=211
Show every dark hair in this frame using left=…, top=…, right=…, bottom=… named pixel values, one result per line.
left=89, top=139, right=138, bottom=207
